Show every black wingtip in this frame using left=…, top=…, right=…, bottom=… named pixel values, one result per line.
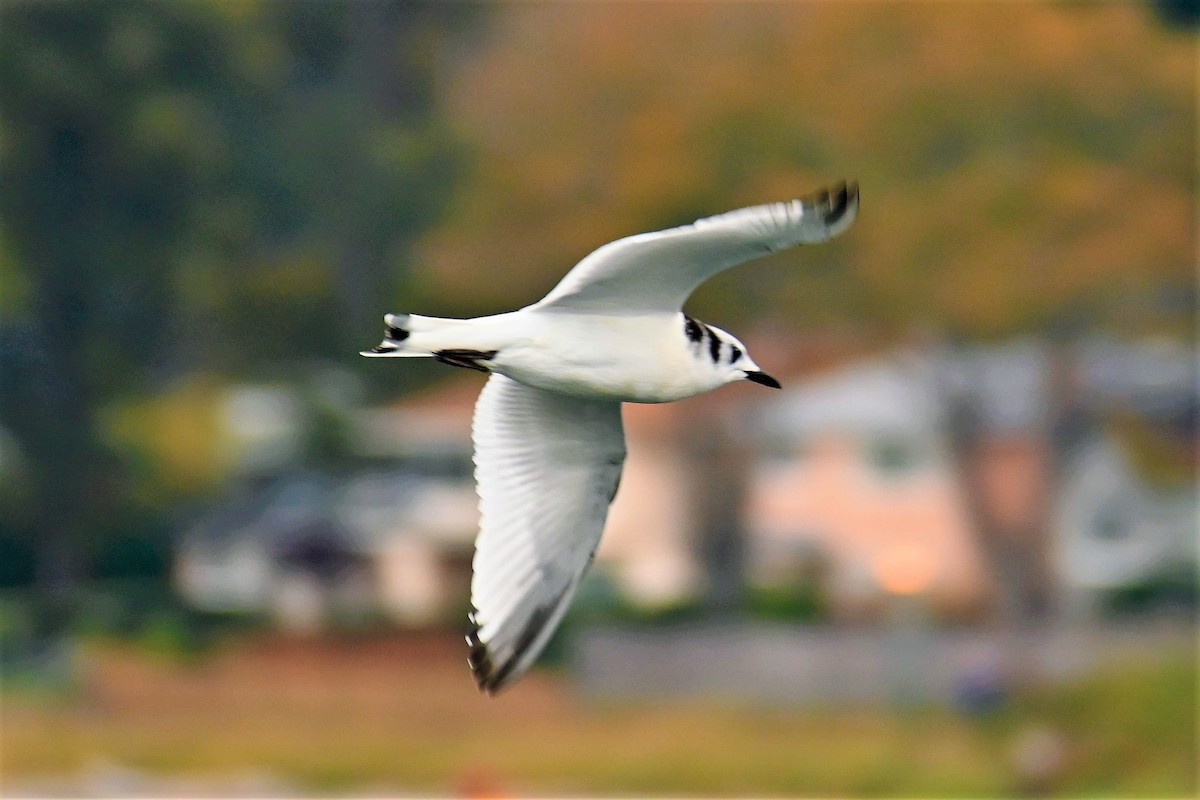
left=803, top=180, right=859, bottom=227
left=466, top=610, right=496, bottom=695
left=466, top=609, right=514, bottom=696
left=828, top=180, right=859, bottom=226
left=465, top=601, right=560, bottom=696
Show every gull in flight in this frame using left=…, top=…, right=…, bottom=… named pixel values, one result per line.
left=362, top=182, right=859, bottom=694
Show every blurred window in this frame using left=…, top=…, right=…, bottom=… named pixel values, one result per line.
left=1093, top=505, right=1129, bottom=542
left=867, top=436, right=923, bottom=478
left=762, top=435, right=807, bottom=465
left=399, top=452, right=474, bottom=482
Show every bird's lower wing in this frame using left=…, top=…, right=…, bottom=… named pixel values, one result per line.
left=468, top=374, right=626, bottom=694
left=532, top=181, right=858, bottom=315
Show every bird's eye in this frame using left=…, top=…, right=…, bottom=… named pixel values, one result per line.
left=729, top=344, right=742, bottom=363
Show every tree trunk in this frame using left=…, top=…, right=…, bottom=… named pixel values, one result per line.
left=938, top=337, right=1088, bottom=627
left=680, top=399, right=751, bottom=615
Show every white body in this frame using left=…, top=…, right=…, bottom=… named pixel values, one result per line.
left=397, top=310, right=740, bottom=403
left=362, top=182, right=860, bottom=693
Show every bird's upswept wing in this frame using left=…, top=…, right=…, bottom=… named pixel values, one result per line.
left=467, top=374, right=626, bottom=694
left=532, top=181, right=859, bottom=315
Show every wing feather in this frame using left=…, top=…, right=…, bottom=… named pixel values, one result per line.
left=533, top=181, right=859, bottom=314
left=468, top=374, right=626, bottom=694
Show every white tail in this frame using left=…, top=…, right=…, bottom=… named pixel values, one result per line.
left=359, top=312, right=510, bottom=361
left=360, top=313, right=427, bottom=357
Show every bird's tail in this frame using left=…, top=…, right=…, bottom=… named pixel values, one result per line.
left=360, top=313, right=441, bottom=357
left=360, top=313, right=506, bottom=366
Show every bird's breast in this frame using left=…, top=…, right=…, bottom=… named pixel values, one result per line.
left=490, top=313, right=719, bottom=403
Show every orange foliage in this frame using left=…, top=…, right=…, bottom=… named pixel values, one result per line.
left=415, top=3, right=1194, bottom=337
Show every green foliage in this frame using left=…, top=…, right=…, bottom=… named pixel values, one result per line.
left=0, top=532, right=36, bottom=587
left=1151, top=0, right=1200, bottom=29
left=91, top=532, right=170, bottom=581
left=0, top=1, right=476, bottom=591
left=745, top=583, right=828, bottom=623
left=1, top=579, right=253, bottom=675
left=1101, top=573, right=1199, bottom=615
left=137, top=608, right=215, bottom=663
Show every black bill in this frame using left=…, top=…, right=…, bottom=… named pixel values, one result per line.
left=744, top=370, right=781, bottom=389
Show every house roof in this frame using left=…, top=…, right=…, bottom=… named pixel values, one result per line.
left=759, top=353, right=942, bottom=440
left=181, top=472, right=350, bottom=550
left=355, top=375, right=486, bottom=456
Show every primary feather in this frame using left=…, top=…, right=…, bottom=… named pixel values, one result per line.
left=534, top=181, right=858, bottom=313
left=467, top=374, right=625, bottom=694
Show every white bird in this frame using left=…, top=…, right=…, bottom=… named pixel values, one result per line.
left=362, top=182, right=859, bottom=694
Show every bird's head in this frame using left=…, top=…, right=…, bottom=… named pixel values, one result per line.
left=686, top=317, right=781, bottom=390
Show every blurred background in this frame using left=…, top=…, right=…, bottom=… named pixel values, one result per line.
left=0, top=1, right=1195, bottom=797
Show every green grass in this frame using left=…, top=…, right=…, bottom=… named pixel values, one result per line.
left=1, top=636, right=1194, bottom=797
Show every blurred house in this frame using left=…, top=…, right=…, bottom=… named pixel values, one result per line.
left=749, top=354, right=989, bottom=618
left=1051, top=337, right=1197, bottom=615
left=175, top=473, right=373, bottom=633
left=347, top=375, right=481, bottom=624
left=939, top=335, right=1197, bottom=617
left=177, top=377, right=480, bottom=630
left=174, top=336, right=1195, bottom=627
left=355, top=358, right=996, bottom=619
left=1054, top=434, right=1196, bottom=611
left=176, top=467, right=478, bottom=631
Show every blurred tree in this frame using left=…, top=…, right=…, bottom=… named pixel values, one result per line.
left=203, top=1, right=473, bottom=374
left=1150, top=0, right=1200, bottom=28
left=681, top=396, right=752, bottom=615
left=0, top=2, right=239, bottom=601
left=416, top=2, right=1193, bottom=337
left=0, top=2, right=475, bottom=610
